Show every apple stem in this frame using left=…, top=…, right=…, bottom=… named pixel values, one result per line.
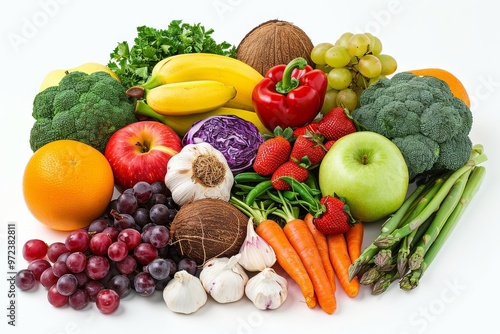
left=362, top=154, right=368, bottom=165
left=135, top=141, right=149, bottom=153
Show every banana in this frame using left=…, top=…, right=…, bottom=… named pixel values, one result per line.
left=145, top=80, right=237, bottom=116
left=142, top=53, right=263, bottom=111
left=135, top=100, right=271, bottom=137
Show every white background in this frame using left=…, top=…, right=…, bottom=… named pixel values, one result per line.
left=1, top=0, right=498, bottom=333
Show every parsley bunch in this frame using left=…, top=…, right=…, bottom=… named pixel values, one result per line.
left=108, top=20, right=237, bottom=89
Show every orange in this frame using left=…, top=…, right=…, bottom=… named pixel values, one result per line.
left=407, top=68, right=471, bottom=108
left=23, top=140, right=115, bottom=231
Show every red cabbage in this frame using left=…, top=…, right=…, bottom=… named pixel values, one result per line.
left=182, top=115, right=264, bottom=173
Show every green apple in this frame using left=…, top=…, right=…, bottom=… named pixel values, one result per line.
left=318, top=131, right=409, bottom=222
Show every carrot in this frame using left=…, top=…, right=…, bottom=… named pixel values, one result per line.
left=284, top=218, right=337, bottom=314
left=327, top=233, right=360, bottom=298
left=255, top=220, right=317, bottom=309
left=304, top=213, right=337, bottom=293
left=407, top=68, right=471, bottom=108
left=345, top=222, right=364, bottom=263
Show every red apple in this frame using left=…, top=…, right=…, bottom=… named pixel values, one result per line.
left=104, top=121, right=182, bottom=192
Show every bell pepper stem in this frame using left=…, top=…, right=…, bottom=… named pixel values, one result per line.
left=275, top=57, right=308, bottom=94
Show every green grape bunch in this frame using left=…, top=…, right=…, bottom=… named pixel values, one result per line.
left=311, top=32, right=397, bottom=112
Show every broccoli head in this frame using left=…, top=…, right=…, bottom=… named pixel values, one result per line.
left=30, top=71, right=137, bottom=153
left=351, top=72, right=473, bottom=178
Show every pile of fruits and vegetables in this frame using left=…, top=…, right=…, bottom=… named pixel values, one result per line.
left=16, top=19, right=488, bottom=316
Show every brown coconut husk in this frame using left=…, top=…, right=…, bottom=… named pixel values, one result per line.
left=237, top=19, right=315, bottom=76
left=169, top=198, right=248, bottom=266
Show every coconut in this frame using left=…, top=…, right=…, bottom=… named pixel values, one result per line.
left=237, top=19, right=315, bottom=76
left=169, top=198, right=248, bottom=266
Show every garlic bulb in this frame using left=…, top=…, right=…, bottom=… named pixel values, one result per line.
left=199, top=254, right=249, bottom=303
left=238, top=218, right=276, bottom=271
left=245, top=268, right=288, bottom=310
left=163, top=270, right=207, bottom=314
left=165, top=142, right=234, bottom=206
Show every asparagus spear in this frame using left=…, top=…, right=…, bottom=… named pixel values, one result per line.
left=400, top=165, right=486, bottom=290
left=408, top=168, right=473, bottom=270
left=372, top=267, right=400, bottom=295
left=347, top=182, right=428, bottom=281
left=374, top=145, right=487, bottom=248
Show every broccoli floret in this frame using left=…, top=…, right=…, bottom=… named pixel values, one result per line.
left=352, top=72, right=473, bottom=178
left=392, top=134, right=440, bottom=175
left=30, top=71, right=137, bottom=153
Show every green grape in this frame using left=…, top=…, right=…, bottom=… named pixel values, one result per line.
left=327, top=68, right=352, bottom=90
left=324, top=45, right=351, bottom=68
left=377, top=54, right=398, bottom=75
left=365, top=33, right=383, bottom=55
left=311, top=42, right=334, bottom=65
left=358, top=54, right=382, bottom=78
left=335, top=32, right=353, bottom=48
left=371, top=36, right=383, bottom=55
left=320, top=89, right=339, bottom=114
left=368, top=75, right=386, bottom=86
left=336, top=88, right=358, bottom=111
left=347, top=33, right=371, bottom=57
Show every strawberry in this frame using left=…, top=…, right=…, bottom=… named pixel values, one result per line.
left=313, top=195, right=357, bottom=235
left=289, top=133, right=326, bottom=166
left=324, top=140, right=336, bottom=151
left=292, top=122, right=319, bottom=137
left=253, top=127, right=294, bottom=176
left=317, top=106, right=357, bottom=141
left=271, top=161, right=309, bottom=191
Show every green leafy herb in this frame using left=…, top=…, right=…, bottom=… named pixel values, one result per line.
left=108, top=20, right=237, bottom=89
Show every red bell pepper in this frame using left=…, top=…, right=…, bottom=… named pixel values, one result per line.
left=252, top=57, right=328, bottom=132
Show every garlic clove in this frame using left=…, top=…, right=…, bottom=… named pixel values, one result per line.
left=245, top=267, right=288, bottom=310
left=238, top=218, right=276, bottom=271
left=200, top=255, right=249, bottom=304
left=163, top=270, right=207, bottom=314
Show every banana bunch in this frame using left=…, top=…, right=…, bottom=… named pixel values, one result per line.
left=130, top=53, right=269, bottom=135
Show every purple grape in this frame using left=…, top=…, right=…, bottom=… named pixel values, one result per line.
left=85, top=280, right=104, bottom=302
left=133, top=181, right=153, bottom=204
left=151, top=181, right=169, bottom=195
left=65, top=252, right=87, bottom=273
left=155, top=276, right=171, bottom=291
left=27, top=259, right=51, bottom=281
left=112, top=212, right=136, bottom=231
left=65, top=229, right=90, bottom=253
left=40, top=267, right=58, bottom=289
left=74, top=271, right=90, bottom=288
left=149, top=204, right=170, bottom=225
left=52, top=260, right=70, bottom=278
left=116, top=193, right=138, bottom=214
left=102, top=226, right=119, bottom=242
left=22, top=239, right=48, bottom=262
left=85, top=256, right=110, bottom=280
left=47, top=284, right=68, bottom=307
left=109, top=274, right=131, bottom=298
left=117, top=228, right=142, bottom=250
left=56, top=273, right=78, bottom=296
left=133, top=272, right=155, bottom=296
left=133, top=243, right=158, bottom=265
left=89, top=232, right=113, bottom=256
left=108, top=241, right=129, bottom=262
left=96, top=289, right=120, bottom=314
left=15, top=269, right=36, bottom=291
left=47, top=242, right=69, bottom=263
left=133, top=207, right=152, bottom=227
left=178, top=258, right=198, bottom=276
left=88, top=218, right=111, bottom=233
left=149, top=225, right=170, bottom=248
left=116, top=255, right=137, bottom=275
left=68, top=288, right=90, bottom=310
left=147, top=193, right=168, bottom=207
left=145, top=258, right=171, bottom=280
